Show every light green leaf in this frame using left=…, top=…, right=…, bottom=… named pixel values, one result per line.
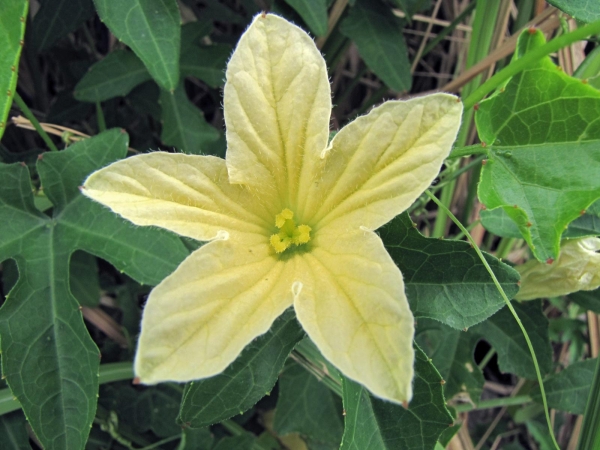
left=69, top=251, right=100, bottom=307
left=531, top=358, right=597, bottom=414
left=0, top=130, right=189, bottom=450
left=381, top=213, right=521, bottom=330
left=546, top=0, right=600, bottom=22
left=340, top=0, right=411, bottom=92
left=0, top=0, right=27, bottom=141
left=340, top=343, right=453, bottom=450
left=480, top=208, right=522, bottom=239
left=476, top=30, right=600, bottom=262
left=0, top=411, right=30, bottom=450
left=274, top=363, right=343, bottom=446
left=31, top=0, right=94, bottom=51
left=416, top=319, right=484, bottom=402
left=93, top=0, right=181, bottom=90
left=74, top=50, right=152, bottom=102
left=178, top=309, right=304, bottom=428
left=283, top=0, right=328, bottom=36
left=180, top=44, right=231, bottom=88
left=159, top=82, right=220, bottom=154
left=472, top=301, right=552, bottom=379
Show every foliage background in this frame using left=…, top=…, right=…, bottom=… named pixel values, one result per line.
left=1, top=0, right=600, bottom=449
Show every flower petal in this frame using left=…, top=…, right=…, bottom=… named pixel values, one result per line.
left=224, top=13, right=331, bottom=208
left=293, top=228, right=415, bottom=403
left=516, top=237, right=600, bottom=300
left=135, top=237, right=300, bottom=383
left=302, top=93, right=462, bottom=232
left=83, top=152, right=271, bottom=242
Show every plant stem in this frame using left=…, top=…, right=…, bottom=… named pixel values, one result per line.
left=454, top=394, right=531, bottom=412
left=96, top=102, right=106, bottom=132
left=463, top=19, right=600, bottom=110
left=425, top=190, right=560, bottom=450
left=420, top=2, right=476, bottom=60
left=478, top=348, right=496, bottom=370
left=13, top=92, right=59, bottom=152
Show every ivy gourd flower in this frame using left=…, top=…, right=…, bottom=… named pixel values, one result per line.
left=516, top=237, right=600, bottom=301
left=82, top=13, right=462, bottom=404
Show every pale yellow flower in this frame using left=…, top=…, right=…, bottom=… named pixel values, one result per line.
left=82, top=14, right=462, bottom=404
left=516, top=237, right=600, bottom=301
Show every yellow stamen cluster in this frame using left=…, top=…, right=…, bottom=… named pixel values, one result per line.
left=270, top=208, right=311, bottom=253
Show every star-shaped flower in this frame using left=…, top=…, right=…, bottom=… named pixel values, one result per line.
left=83, top=13, right=462, bottom=404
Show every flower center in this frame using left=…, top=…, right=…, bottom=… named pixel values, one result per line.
left=269, top=208, right=311, bottom=254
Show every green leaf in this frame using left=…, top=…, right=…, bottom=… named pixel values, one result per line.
left=472, top=301, right=552, bottom=379
left=340, top=343, right=453, bottom=450
left=0, top=0, right=27, bottom=141
left=339, top=0, right=411, bottom=92
left=574, top=45, right=600, bottom=91
left=476, top=30, right=600, bottom=262
left=283, top=0, right=328, bottom=36
left=381, top=213, right=521, bottom=330
left=0, top=130, right=189, bottom=450
left=416, top=319, right=484, bottom=402
left=180, top=427, right=214, bottom=450
left=93, top=0, right=181, bottom=90
left=546, top=0, right=600, bottom=23
left=181, top=20, right=214, bottom=53
left=480, top=208, right=522, bottom=239
left=273, top=363, right=343, bottom=446
left=74, top=50, right=152, bottom=102
left=563, top=199, right=600, bottom=239
left=531, top=358, right=597, bottom=414
left=69, top=251, right=100, bottom=307
left=570, top=287, right=600, bottom=313
left=212, top=433, right=256, bottom=450
left=0, top=410, right=30, bottom=450
left=159, top=82, right=220, bottom=154
left=178, top=309, right=304, bottom=428
left=31, top=0, right=94, bottom=52
left=180, top=44, right=231, bottom=88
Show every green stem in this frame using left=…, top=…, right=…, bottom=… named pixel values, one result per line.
left=96, top=102, right=106, bottom=132
left=478, top=348, right=496, bottom=370
left=13, top=92, right=59, bottom=152
left=454, top=395, right=531, bottom=413
left=448, top=144, right=488, bottom=159
left=496, top=237, right=518, bottom=260
left=463, top=19, right=600, bottom=110
left=577, top=355, right=600, bottom=450
left=425, top=190, right=560, bottom=450
left=0, top=362, right=134, bottom=416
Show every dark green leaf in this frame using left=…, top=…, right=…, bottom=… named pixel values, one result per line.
left=178, top=309, right=304, bottom=428
left=180, top=44, right=231, bottom=88
left=69, top=251, right=100, bottom=307
left=563, top=199, right=600, bottom=239
left=283, top=0, right=328, bottom=36
left=127, top=81, right=161, bottom=121
left=531, top=358, right=597, bottom=414
left=0, top=0, right=27, bottom=141
left=180, top=20, right=214, bottom=53
left=93, top=0, right=181, bottom=90
left=74, top=50, right=152, bottom=102
left=416, top=319, right=484, bottom=402
left=340, top=0, right=411, bottom=92
left=570, top=288, right=600, bottom=313
left=340, top=343, right=453, bottom=450
left=180, top=427, right=214, bottom=450
left=546, top=0, right=600, bottom=22
left=0, top=130, right=189, bottom=450
left=472, top=301, right=552, bottom=379
left=274, top=363, right=343, bottom=446
left=0, top=410, right=30, bottom=450
left=32, top=0, right=94, bottom=52
left=47, top=91, right=94, bottom=124
left=381, top=213, right=521, bottom=330
left=212, top=433, right=255, bottom=450
left=476, top=30, right=600, bottom=262
left=160, top=82, right=220, bottom=154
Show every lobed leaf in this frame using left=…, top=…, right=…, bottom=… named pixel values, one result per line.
left=546, top=0, right=600, bottom=23
left=93, top=0, right=181, bottom=90
left=381, top=213, right=520, bottom=330
left=340, top=343, right=453, bottom=450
